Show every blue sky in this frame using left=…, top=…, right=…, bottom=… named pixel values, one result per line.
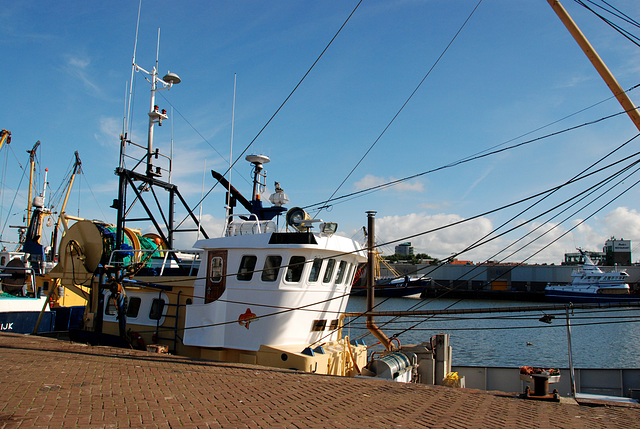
left=2, top=0, right=640, bottom=264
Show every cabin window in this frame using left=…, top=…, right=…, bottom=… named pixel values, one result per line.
left=206, top=250, right=227, bottom=303
left=345, top=264, right=355, bottom=285
left=237, top=255, right=257, bottom=281
left=210, top=256, right=224, bottom=283
left=149, top=298, right=165, bottom=320
left=105, top=295, right=136, bottom=317
left=285, top=256, right=306, bottom=283
left=1, top=257, right=5, bottom=265
left=262, top=255, right=282, bottom=282
left=329, top=319, right=339, bottom=330
left=323, top=259, right=336, bottom=283
left=311, top=319, right=327, bottom=331
left=126, top=297, right=142, bottom=318
left=335, top=261, right=348, bottom=284
left=308, top=258, right=323, bottom=283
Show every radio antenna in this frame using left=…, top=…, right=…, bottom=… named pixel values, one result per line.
left=121, top=0, right=143, bottom=169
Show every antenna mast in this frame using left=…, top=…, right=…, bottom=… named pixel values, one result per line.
left=225, top=74, right=237, bottom=228
left=120, top=0, right=143, bottom=170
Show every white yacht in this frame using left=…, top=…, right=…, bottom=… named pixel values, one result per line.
left=545, top=250, right=638, bottom=303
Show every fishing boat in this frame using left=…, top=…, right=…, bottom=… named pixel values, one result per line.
left=54, top=151, right=371, bottom=374
left=545, top=250, right=639, bottom=303
left=0, top=139, right=55, bottom=334
left=351, top=254, right=430, bottom=297
left=372, top=275, right=430, bottom=298
left=0, top=261, right=56, bottom=334
left=0, top=138, right=85, bottom=334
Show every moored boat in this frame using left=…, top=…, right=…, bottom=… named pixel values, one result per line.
left=351, top=275, right=430, bottom=297
left=55, top=154, right=370, bottom=374
left=0, top=137, right=86, bottom=334
left=0, top=265, right=55, bottom=334
left=351, top=250, right=430, bottom=297
left=545, top=250, right=640, bottom=303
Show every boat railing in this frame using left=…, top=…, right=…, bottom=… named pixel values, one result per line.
left=0, top=264, right=38, bottom=297
left=108, top=249, right=202, bottom=276
left=226, top=213, right=277, bottom=236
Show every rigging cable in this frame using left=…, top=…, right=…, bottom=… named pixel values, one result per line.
left=349, top=132, right=640, bottom=339
left=573, top=0, right=640, bottom=47
left=314, top=0, right=485, bottom=219
left=80, top=170, right=108, bottom=221
left=304, top=104, right=637, bottom=211
left=387, top=164, right=640, bottom=339
left=175, top=0, right=365, bottom=228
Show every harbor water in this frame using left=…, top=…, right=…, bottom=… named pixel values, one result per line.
left=345, top=296, right=640, bottom=369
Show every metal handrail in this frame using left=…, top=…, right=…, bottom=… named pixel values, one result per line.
left=0, top=264, right=38, bottom=296
left=226, top=213, right=262, bottom=236
left=107, top=249, right=202, bottom=276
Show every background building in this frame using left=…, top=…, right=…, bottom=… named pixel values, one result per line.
left=395, top=242, right=414, bottom=257
left=604, top=237, right=632, bottom=266
left=563, top=250, right=606, bottom=265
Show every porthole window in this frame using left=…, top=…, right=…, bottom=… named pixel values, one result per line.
left=285, top=256, right=306, bottom=283
left=335, top=261, right=348, bottom=284
left=237, top=255, right=257, bottom=281
left=262, top=255, right=282, bottom=282
left=323, top=259, right=336, bottom=283
left=210, top=256, right=223, bottom=283
left=308, top=258, right=322, bottom=282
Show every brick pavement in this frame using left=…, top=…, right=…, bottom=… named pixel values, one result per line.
left=0, top=333, right=638, bottom=428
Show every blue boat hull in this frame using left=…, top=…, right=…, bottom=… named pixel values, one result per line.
left=0, top=311, right=56, bottom=334
left=351, top=283, right=427, bottom=297
left=0, top=306, right=85, bottom=334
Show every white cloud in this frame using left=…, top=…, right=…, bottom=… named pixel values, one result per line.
left=67, top=57, right=90, bottom=69
left=354, top=174, right=423, bottom=193
left=602, top=207, right=640, bottom=239
left=366, top=208, right=640, bottom=264
left=374, top=212, right=494, bottom=261
left=94, top=116, right=122, bottom=146
left=63, top=54, right=104, bottom=97
left=461, top=166, right=494, bottom=200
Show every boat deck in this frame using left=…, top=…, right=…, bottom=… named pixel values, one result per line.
left=1, top=333, right=638, bottom=428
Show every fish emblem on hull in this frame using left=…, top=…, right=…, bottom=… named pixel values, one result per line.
left=238, top=308, right=257, bottom=329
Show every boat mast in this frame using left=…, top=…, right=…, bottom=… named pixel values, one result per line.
left=0, top=129, right=10, bottom=151
left=50, top=151, right=81, bottom=259
left=26, top=140, right=40, bottom=222
left=113, top=27, right=209, bottom=253
left=547, top=0, right=640, bottom=133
